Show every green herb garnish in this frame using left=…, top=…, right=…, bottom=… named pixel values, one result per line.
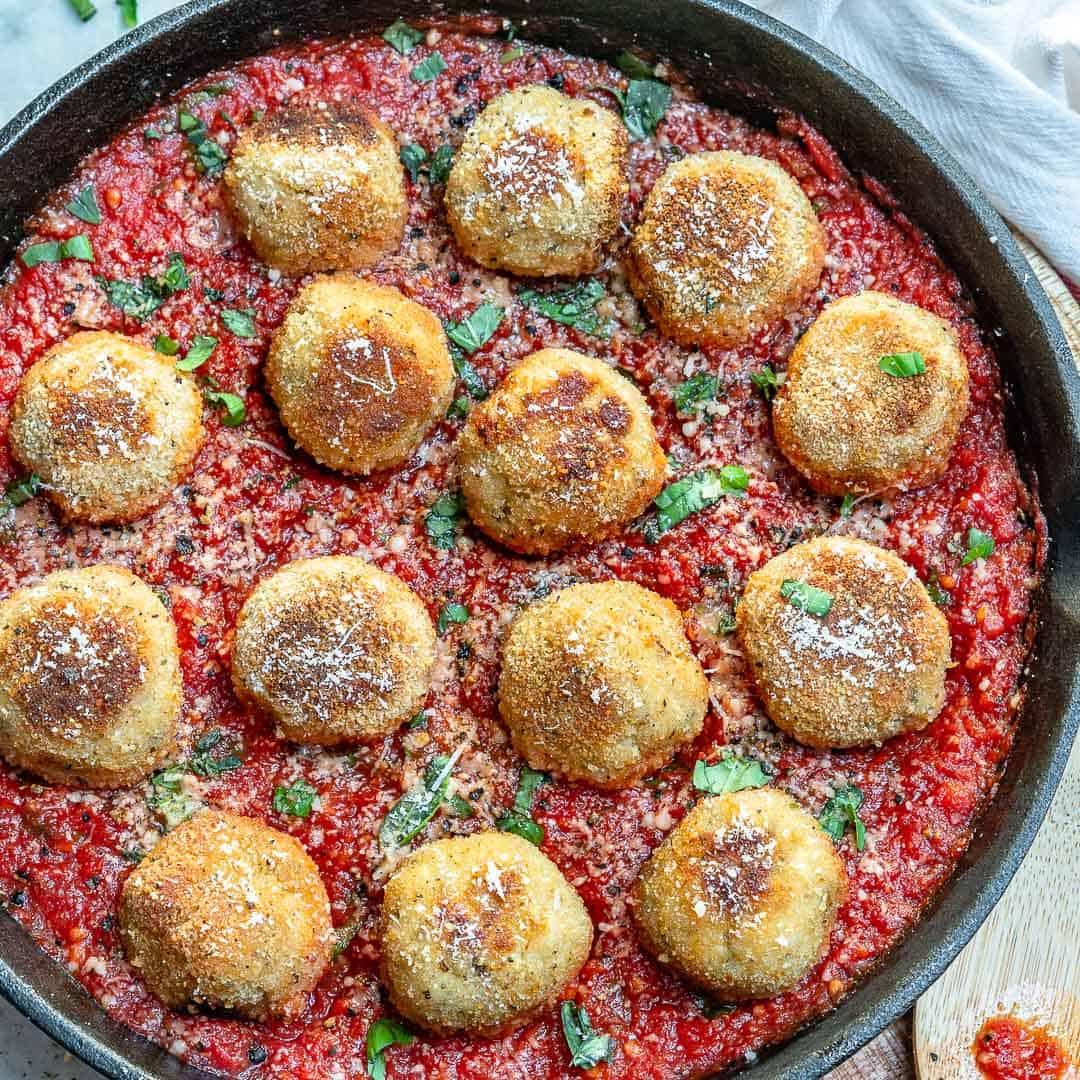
left=3, top=474, right=42, bottom=510
left=501, top=46, right=524, bottom=63
left=673, top=372, right=719, bottom=414
left=176, top=335, right=218, bottom=372
left=204, top=390, right=246, bottom=427
left=221, top=307, right=256, bottom=338
left=839, top=493, right=856, bottom=518
left=518, top=279, right=607, bottom=336
left=961, top=527, right=995, bottom=566
left=400, top=143, right=427, bottom=182
left=67, top=0, right=97, bottom=20
left=189, top=728, right=243, bottom=776
left=819, top=784, right=867, bottom=850
left=780, top=579, right=834, bottom=618
left=497, top=765, right=547, bottom=845
left=750, top=364, right=780, bottom=401
left=926, top=571, right=951, bottom=607
left=179, top=110, right=229, bottom=175
left=65, top=185, right=102, bottom=225
left=436, top=602, right=469, bottom=635
left=96, top=253, right=189, bottom=320
left=147, top=765, right=201, bottom=829
left=693, top=754, right=770, bottom=795
left=620, top=79, right=672, bottom=141
left=411, top=51, right=447, bottom=83
left=645, top=466, right=748, bottom=542
left=615, top=49, right=657, bottom=79
left=445, top=303, right=503, bottom=354
left=273, top=780, right=317, bottom=818
left=878, top=351, right=926, bottom=378
left=424, top=490, right=465, bottom=550
left=21, top=234, right=94, bottom=268
left=117, top=0, right=137, bottom=28
left=382, top=18, right=425, bottom=54
left=366, top=1019, right=414, bottom=1080
left=154, top=335, right=179, bottom=355
left=428, top=143, right=454, bottom=184
left=379, top=746, right=463, bottom=851
left=560, top=1002, right=614, bottom=1070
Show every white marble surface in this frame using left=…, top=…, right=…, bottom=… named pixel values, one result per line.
left=0, top=1, right=186, bottom=1072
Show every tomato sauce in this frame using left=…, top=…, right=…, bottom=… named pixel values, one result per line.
left=974, top=1015, right=1074, bottom=1080
left=0, top=20, right=1042, bottom=1080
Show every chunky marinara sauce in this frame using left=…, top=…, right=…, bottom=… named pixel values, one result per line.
left=0, top=19, right=1043, bottom=1080
left=974, top=1016, right=1075, bottom=1080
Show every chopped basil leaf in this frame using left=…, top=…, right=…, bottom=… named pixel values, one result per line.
left=750, top=364, right=780, bottom=401
left=21, top=235, right=94, bottom=268
left=96, top=253, right=189, bottom=320
left=497, top=765, right=547, bottom=845
left=645, top=466, right=749, bottom=542
left=203, top=285, right=225, bottom=301
left=819, top=784, right=866, bottom=850
left=204, top=390, right=246, bottom=427
left=446, top=395, right=470, bottom=418
left=117, top=0, right=137, bottom=28
left=453, top=352, right=489, bottom=400
left=3, top=473, right=42, bottom=509
left=154, top=335, right=180, bottom=355
left=67, top=0, right=97, bottom=20
left=366, top=1019, right=414, bottom=1080
left=878, top=350, right=926, bottom=378
left=926, top=571, right=951, bottom=607
left=448, top=793, right=476, bottom=818
left=839, top=493, right=856, bottom=517
left=673, top=372, right=719, bottom=414
left=411, top=51, right=447, bottom=83
left=518, top=279, right=607, bottom=336
left=382, top=18, right=425, bottom=54
left=65, top=185, right=102, bottom=225
left=273, top=779, right=317, bottom=818
left=428, top=143, right=455, bottom=184
left=147, top=765, right=202, bottom=830
left=615, top=48, right=657, bottom=79
left=425, top=490, right=465, bottom=549
left=62, top=235, right=94, bottom=261
left=501, top=46, right=524, bottom=63
left=400, top=143, right=427, bottom=182
left=176, top=335, right=218, bottom=372
left=716, top=604, right=737, bottom=635
left=445, top=303, right=503, bottom=354
left=621, top=79, right=671, bottom=141
left=221, top=307, right=256, bottom=338
left=333, top=898, right=366, bottom=957
left=189, top=728, right=243, bottom=776
left=436, top=602, right=469, bottom=635
left=780, top=578, right=833, bottom=618
left=961, top=527, right=995, bottom=566
left=693, top=754, right=770, bottom=795
left=560, top=1002, right=614, bottom=1070
left=379, top=746, right=463, bottom=851
left=144, top=126, right=163, bottom=141
left=179, top=110, right=229, bottom=176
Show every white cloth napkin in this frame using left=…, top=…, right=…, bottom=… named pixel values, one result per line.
left=749, top=0, right=1080, bottom=281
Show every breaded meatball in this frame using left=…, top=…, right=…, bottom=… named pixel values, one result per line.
left=266, top=276, right=454, bottom=475
left=9, top=331, right=204, bottom=525
left=498, top=580, right=708, bottom=787
left=223, top=103, right=407, bottom=275
left=445, top=85, right=628, bottom=277
left=380, top=831, right=592, bottom=1035
left=633, top=788, right=845, bottom=1000
left=457, top=349, right=666, bottom=554
left=772, top=291, right=971, bottom=496
left=232, top=556, right=435, bottom=746
left=119, top=811, right=333, bottom=1019
left=628, top=150, right=825, bottom=347
left=0, top=565, right=180, bottom=788
left=736, top=536, right=951, bottom=749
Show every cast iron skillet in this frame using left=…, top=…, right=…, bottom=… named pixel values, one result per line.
left=0, top=1, right=1078, bottom=1077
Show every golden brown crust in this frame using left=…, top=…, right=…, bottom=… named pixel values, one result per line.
left=772, top=291, right=971, bottom=496
left=735, top=536, right=951, bottom=749
left=379, top=831, right=592, bottom=1035
left=498, top=580, right=709, bottom=787
left=266, top=275, right=454, bottom=475
left=628, top=150, right=825, bottom=348
left=119, top=811, right=333, bottom=1020
left=231, top=556, right=436, bottom=745
left=223, top=103, right=407, bottom=276
left=632, top=788, right=846, bottom=1000
left=445, top=85, right=628, bottom=277
left=0, top=565, right=181, bottom=788
left=457, top=349, right=666, bottom=554
left=9, top=331, right=204, bottom=525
